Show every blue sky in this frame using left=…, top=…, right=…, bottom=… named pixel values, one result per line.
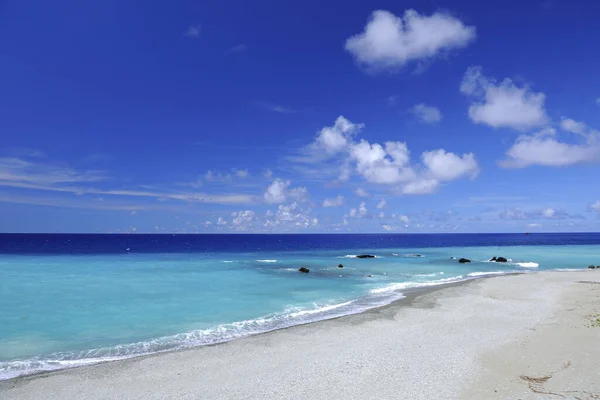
left=1, top=0, right=599, bottom=233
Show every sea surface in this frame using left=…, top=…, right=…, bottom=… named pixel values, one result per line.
left=1, top=233, right=599, bottom=379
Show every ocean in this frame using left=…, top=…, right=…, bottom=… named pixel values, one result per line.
left=1, top=233, right=599, bottom=379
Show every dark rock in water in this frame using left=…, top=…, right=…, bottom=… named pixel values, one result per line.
left=450, top=257, right=456, bottom=260
left=459, top=258, right=471, bottom=263
left=298, top=267, right=310, bottom=273
left=367, top=274, right=372, bottom=278
left=496, top=257, right=508, bottom=263
left=356, top=254, right=376, bottom=259
left=407, top=254, right=422, bottom=257
left=490, top=257, right=497, bottom=262
left=597, top=266, right=600, bottom=269
left=589, top=265, right=596, bottom=269
left=338, top=264, right=344, bottom=268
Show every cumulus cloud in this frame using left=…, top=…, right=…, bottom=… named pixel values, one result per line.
left=302, top=116, right=479, bottom=195
left=231, top=210, right=256, bottom=230
left=263, top=202, right=318, bottom=229
left=263, top=179, right=308, bottom=204
left=500, top=124, right=600, bottom=168
left=323, top=195, right=344, bottom=208
left=312, top=116, right=364, bottom=155
left=589, top=200, right=600, bottom=212
left=411, top=103, right=442, bottom=124
left=460, top=66, right=548, bottom=131
left=421, top=149, right=479, bottom=181
left=350, top=201, right=368, bottom=218
left=377, top=198, right=386, bottom=209
left=345, top=9, right=475, bottom=71
left=217, top=217, right=227, bottom=226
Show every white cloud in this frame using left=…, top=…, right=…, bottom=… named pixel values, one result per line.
left=263, top=169, right=273, bottom=179
left=313, top=116, right=364, bottom=155
left=498, top=207, right=580, bottom=220
left=589, top=200, right=600, bottom=212
left=421, top=149, right=479, bottom=181
left=0, top=157, right=105, bottom=185
left=500, top=126, right=600, bottom=168
left=263, top=179, right=308, bottom=204
left=184, top=25, right=201, bottom=38
left=411, top=103, right=442, bottom=124
left=560, top=118, right=587, bottom=135
left=350, top=201, right=368, bottom=218
left=228, top=44, right=248, bottom=53
left=234, top=169, right=249, bottom=178
left=345, top=9, right=475, bottom=71
left=323, top=195, right=344, bottom=208
left=354, top=187, right=370, bottom=198
left=264, top=202, right=318, bottom=229
left=300, top=116, right=479, bottom=195
left=205, top=170, right=232, bottom=182
left=259, top=102, right=299, bottom=114
left=376, top=198, right=386, bottom=209
left=264, top=179, right=289, bottom=204
left=232, top=210, right=256, bottom=229
left=217, top=217, right=227, bottom=226
left=400, top=179, right=440, bottom=195
left=460, top=66, right=548, bottom=131
left=350, top=140, right=414, bottom=184
left=398, top=215, right=410, bottom=223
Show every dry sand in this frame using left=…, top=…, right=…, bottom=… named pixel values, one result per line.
left=1, top=271, right=599, bottom=400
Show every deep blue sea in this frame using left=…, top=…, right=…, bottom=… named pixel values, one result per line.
left=1, top=233, right=599, bottom=379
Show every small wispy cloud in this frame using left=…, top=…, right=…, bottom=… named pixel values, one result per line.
left=228, top=44, right=248, bottom=53
left=258, top=101, right=299, bottom=114
left=411, top=103, right=442, bottom=124
left=0, top=156, right=258, bottom=206
left=184, top=25, right=201, bottom=38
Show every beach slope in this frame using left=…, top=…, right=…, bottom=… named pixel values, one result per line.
left=2, top=271, right=599, bottom=400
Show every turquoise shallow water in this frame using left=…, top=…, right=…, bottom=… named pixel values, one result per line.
left=1, top=241, right=599, bottom=379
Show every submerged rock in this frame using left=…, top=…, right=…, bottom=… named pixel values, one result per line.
left=589, top=265, right=596, bottom=269
left=449, top=257, right=456, bottom=260
left=459, top=258, right=471, bottom=263
left=338, top=264, right=344, bottom=268
left=298, top=267, right=310, bottom=273
left=356, top=254, right=376, bottom=259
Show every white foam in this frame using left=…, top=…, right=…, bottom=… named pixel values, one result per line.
left=514, top=262, right=539, bottom=268
left=467, top=271, right=507, bottom=277
left=287, top=301, right=355, bottom=318
left=0, top=294, right=403, bottom=381
left=221, top=260, right=234, bottom=263
left=256, top=259, right=277, bottom=263
left=369, top=277, right=465, bottom=295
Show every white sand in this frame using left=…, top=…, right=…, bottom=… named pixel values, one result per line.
left=2, top=271, right=599, bottom=400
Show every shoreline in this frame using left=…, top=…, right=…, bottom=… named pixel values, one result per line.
left=2, top=270, right=599, bottom=399
left=0, top=271, right=490, bottom=382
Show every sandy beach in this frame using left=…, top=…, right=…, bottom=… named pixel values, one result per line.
left=2, top=270, right=599, bottom=400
